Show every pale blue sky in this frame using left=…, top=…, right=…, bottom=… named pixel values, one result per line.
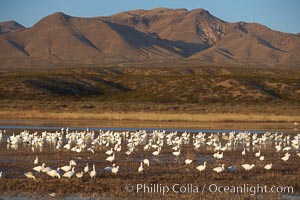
left=0, top=0, right=299, bottom=33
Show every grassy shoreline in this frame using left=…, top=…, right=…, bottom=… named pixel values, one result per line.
left=0, top=111, right=299, bottom=123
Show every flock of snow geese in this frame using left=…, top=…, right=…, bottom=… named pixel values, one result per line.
left=0, top=128, right=299, bottom=180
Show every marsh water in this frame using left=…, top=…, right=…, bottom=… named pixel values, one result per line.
left=0, top=124, right=299, bottom=199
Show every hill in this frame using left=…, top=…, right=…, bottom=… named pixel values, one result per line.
left=0, top=20, right=25, bottom=34
left=0, top=8, right=300, bottom=68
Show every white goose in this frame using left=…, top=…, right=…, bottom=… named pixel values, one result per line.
left=138, top=161, right=144, bottom=173
left=283, top=147, right=292, bottom=152
left=61, top=160, right=76, bottom=172
left=87, top=147, right=94, bottom=154
left=264, top=164, right=272, bottom=170
left=185, top=159, right=193, bottom=165
left=112, top=166, right=119, bottom=175
left=281, top=154, right=290, bottom=161
left=47, top=168, right=61, bottom=179
left=33, top=163, right=45, bottom=172
left=84, top=163, right=89, bottom=173
left=152, top=147, right=161, bottom=156
left=61, top=163, right=72, bottom=172
left=242, top=148, right=246, bottom=156
left=255, top=150, right=261, bottom=157
left=63, top=167, right=75, bottom=178
left=70, top=160, right=77, bottom=166
left=63, top=141, right=71, bottom=150
left=24, top=172, right=35, bottom=180
left=90, top=164, right=96, bottom=178
left=106, top=154, right=115, bottom=162
left=76, top=171, right=83, bottom=179
left=213, top=151, right=224, bottom=159
left=143, top=159, right=150, bottom=167
left=196, top=162, right=207, bottom=172
left=242, top=164, right=255, bottom=171
left=259, top=156, right=265, bottom=161
left=41, top=165, right=51, bottom=173
left=105, top=148, right=114, bottom=155
left=172, top=149, right=181, bottom=157
left=216, top=152, right=224, bottom=159
left=34, top=156, right=38, bottom=165
left=213, top=164, right=225, bottom=173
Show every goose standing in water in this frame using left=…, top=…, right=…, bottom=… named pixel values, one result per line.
left=172, top=149, right=181, bottom=157
left=84, top=163, right=89, bottom=173
left=61, top=163, right=72, bottom=172
left=41, top=165, right=52, bottom=173
left=264, top=164, right=272, bottom=170
left=47, top=168, right=61, bottom=179
left=242, top=148, right=246, bottom=156
left=90, top=164, right=96, bottom=178
left=63, top=140, right=72, bottom=150
left=138, top=161, right=144, bottom=173
left=143, top=159, right=150, bottom=167
left=105, top=148, right=113, bottom=155
left=33, top=163, right=45, bottom=172
left=112, top=166, right=119, bottom=175
left=34, top=156, right=38, bottom=165
left=196, top=162, right=207, bottom=172
left=213, top=152, right=223, bottom=159
left=259, top=156, right=265, bottom=161
left=216, top=152, right=224, bottom=159
left=63, top=167, right=75, bottom=178
left=24, top=172, right=35, bottom=180
left=213, top=164, right=225, bottom=173
left=61, top=160, right=76, bottom=172
left=152, top=147, right=161, bottom=156
left=242, top=164, right=255, bottom=171
left=106, top=154, right=115, bottom=162
left=70, top=160, right=77, bottom=166
left=255, top=150, right=261, bottom=157
left=76, top=171, right=83, bottom=179
left=281, top=155, right=290, bottom=161
left=185, top=159, right=193, bottom=165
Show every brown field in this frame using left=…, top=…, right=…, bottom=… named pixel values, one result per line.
left=0, top=66, right=299, bottom=115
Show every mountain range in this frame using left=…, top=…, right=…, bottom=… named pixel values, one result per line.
left=1, top=8, right=300, bottom=68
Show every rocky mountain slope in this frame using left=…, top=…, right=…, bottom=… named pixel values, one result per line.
left=0, top=8, right=299, bottom=68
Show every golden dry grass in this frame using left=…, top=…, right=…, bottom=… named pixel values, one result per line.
left=0, top=110, right=299, bottom=123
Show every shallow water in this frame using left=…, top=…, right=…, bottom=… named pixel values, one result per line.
left=0, top=126, right=279, bottom=179
left=0, top=125, right=287, bottom=133
left=0, top=119, right=298, bottom=132
left=0, top=126, right=299, bottom=199
left=0, top=192, right=110, bottom=200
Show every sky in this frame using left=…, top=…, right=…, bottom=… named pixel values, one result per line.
left=0, top=0, right=299, bottom=34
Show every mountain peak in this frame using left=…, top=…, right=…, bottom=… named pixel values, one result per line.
left=105, top=7, right=228, bottom=46
left=49, top=12, right=69, bottom=17
left=190, top=8, right=209, bottom=13
left=0, top=20, right=25, bottom=33
left=33, top=12, right=70, bottom=27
